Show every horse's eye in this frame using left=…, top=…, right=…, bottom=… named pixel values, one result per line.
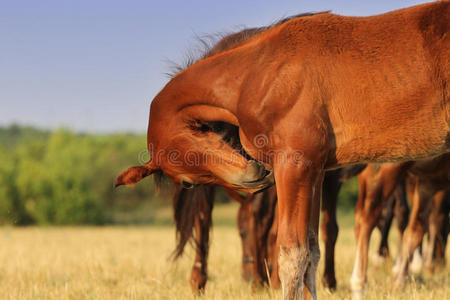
left=181, top=180, right=194, bottom=189
left=199, top=123, right=211, bottom=132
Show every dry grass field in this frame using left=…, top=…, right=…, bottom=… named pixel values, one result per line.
left=0, top=203, right=448, bottom=300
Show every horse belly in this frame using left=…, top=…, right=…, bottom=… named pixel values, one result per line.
left=331, top=101, right=450, bottom=166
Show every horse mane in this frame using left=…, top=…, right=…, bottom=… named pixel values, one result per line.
left=172, top=184, right=215, bottom=259
left=166, top=11, right=329, bottom=78
left=152, top=169, right=173, bottom=193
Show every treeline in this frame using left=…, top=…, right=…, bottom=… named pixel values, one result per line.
left=0, top=125, right=166, bottom=225
left=0, top=125, right=359, bottom=225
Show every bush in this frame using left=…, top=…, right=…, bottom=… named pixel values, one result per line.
left=0, top=126, right=163, bottom=225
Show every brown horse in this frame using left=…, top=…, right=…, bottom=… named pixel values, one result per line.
left=403, top=183, right=449, bottom=274
left=371, top=184, right=410, bottom=264
left=351, top=154, right=450, bottom=298
left=424, top=191, right=449, bottom=270
left=351, top=163, right=411, bottom=297
left=116, top=3, right=450, bottom=298
left=394, top=154, right=450, bottom=288
left=172, top=165, right=365, bottom=291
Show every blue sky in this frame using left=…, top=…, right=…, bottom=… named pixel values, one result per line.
left=1, top=0, right=429, bottom=133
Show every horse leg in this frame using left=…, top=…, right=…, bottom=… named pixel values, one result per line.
left=350, top=190, right=383, bottom=299
left=409, top=242, right=424, bottom=274
left=392, top=182, right=409, bottom=274
left=275, top=162, right=323, bottom=300
left=190, top=217, right=208, bottom=291
left=303, top=172, right=323, bottom=300
left=350, top=164, right=403, bottom=299
left=268, top=204, right=281, bottom=288
left=320, top=170, right=341, bottom=290
left=250, top=192, right=268, bottom=285
left=424, top=190, right=446, bottom=272
left=225, top=188, right=261, bottom=283
left=434, top=192, right=449, bottom=266
left=189, top=188, right=214, bottom=292
left=393, top=179, right=433, bottom=289
left=236, top=196, right=259, bottom=283
left=350, top=174, right=369, bottom=299
left=253, top=187, right=278, bottom=286
left=373, top=193, right=395, bottom=265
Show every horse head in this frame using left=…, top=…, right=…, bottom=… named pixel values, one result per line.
left=115, top=72, right=274, bottom=193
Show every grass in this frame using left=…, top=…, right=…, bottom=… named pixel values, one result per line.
left=0, top=203, right=448, bottom=299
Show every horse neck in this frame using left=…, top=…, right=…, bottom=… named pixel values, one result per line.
left=147, top=49, right=259, bottom=149
left=175, top=43, right=263, bottom=115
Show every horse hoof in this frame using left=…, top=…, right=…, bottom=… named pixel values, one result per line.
left=392, top=258, right=401, bottom=275
left=424, top=263, right=435, bottom=274
left=350, top=277, right=367, bottom=300
left=409, top=249, right=423, bottom=274
left=392, top=279, right=405, bottom=291
left=371, top=253, right=388, bottom=266
left=190, top=270, right=207, bottom=293
left=351, top=290, right=365, bottom=300
left=409, top=261, right=423, bottom=274
left=321, top=275, right=337, bottom=291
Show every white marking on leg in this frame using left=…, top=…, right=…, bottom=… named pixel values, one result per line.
left=350, top=249, right=366, bottom=300
left=371, top=252, right=387, bottom=266
left=392, top=255, right=401, bottom=275
left=279, top=245, right=308, bottom=300
left=409, top=248, right=423, bottom=274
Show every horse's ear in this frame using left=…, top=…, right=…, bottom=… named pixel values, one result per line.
left=115, top=165, right=155, bottom=187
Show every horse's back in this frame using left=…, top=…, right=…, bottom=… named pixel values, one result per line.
left=307, top=2, right=450, bottom=165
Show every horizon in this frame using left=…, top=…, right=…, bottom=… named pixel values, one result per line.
left=1, top=0, right=428, bottom=133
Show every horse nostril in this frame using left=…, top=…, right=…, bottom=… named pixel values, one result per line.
left=182, top=180, right=194, bottom=189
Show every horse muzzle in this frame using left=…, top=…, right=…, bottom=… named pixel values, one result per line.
left=238, top=160, right=275, bottom=192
